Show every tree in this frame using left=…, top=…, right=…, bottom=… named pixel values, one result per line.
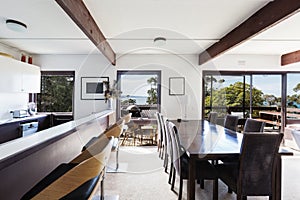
left=208, top=81, right=264, bottom=107
left=146, top=77, right=158, bottom=104
left=38, top=76, right=73, bottom=112
left=293, top=83, right=300, bottom=93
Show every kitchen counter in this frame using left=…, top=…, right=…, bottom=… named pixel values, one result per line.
left=0, top=110, right=113, bottom=165
left=0, top=114, right=48, bottom=126
left=0, top=109, right=114, bottom=200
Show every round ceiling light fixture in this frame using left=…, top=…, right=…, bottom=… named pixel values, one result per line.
left=153, top=37, right=166, bottom=47
left=6, top=19, right=27, bottom=32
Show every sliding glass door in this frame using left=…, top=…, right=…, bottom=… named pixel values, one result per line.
left=203, top=71, right=283, bottom=129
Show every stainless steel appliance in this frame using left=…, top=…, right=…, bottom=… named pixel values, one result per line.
left=11, top=110, right=28, bottom=118
left=20, top=122, right=38, bottom=137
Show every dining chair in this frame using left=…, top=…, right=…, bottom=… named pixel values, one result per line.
left=208, top=112, right=218, bottom=124
left=156, top=112, right=164, bottom=159
left=160, top=115, right=171, bottom=174
left=216, top=132, right=283, bottom=200
left=243, top=118, right=265, bottom=133
left=167, top=121, right=218, bottom=200
left=224, top=114, right=239, bottom=131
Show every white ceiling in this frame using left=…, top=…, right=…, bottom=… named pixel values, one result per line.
left=0, top=0, right=299, bottom=57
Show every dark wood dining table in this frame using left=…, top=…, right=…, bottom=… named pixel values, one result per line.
left=172, top=119, right=293, bottom=200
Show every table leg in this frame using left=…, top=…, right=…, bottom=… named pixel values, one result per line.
left=188, top=157, right=196, bottom=200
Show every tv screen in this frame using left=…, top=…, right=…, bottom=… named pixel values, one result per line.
left=86, top=82, right=103, bottom=94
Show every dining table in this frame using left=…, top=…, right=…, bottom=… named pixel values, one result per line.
left=171, top=119, right=293, bottom=200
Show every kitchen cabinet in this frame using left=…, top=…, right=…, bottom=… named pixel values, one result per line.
left=0, top=115, right=50, bottom=144
left=0, top=55, right=41, bottom=93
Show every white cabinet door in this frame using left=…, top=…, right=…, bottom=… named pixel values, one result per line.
left=0, top=56, right=22, bottom=92
left=21, top=64, right=41, bottom=93
left=0, top=56, right=41, bottom=93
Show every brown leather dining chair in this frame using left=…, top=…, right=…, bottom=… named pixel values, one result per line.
left=216, top=133, right=283, bottom=200
left=208, top=112, right=218, bottom=124
left=243, top=118, right=265, bottom=133
left=224, top=114, right=239, bottom=131
left=167, top=121, right=218, bottom=200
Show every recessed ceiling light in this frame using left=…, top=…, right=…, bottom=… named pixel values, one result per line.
left=154, top=37, right=166, bottom=47
left=6, top=19, right=27, bottom=32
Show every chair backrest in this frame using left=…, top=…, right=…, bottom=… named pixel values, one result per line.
left=208, top=112, right=218, bottom=124
left=292, top=129, right=300, bottom=149
left=243, top=118, right=265, bottom=133
left=160, top=115, right=169, bottom=155
left=224, top=114, right=239, bottom=131
left=104, top=119, right=125, bottom=138
left=167, top=121, right=180, bottom=173
left=71, top=134, right=113, bottom=164
left=122, top=113, right=132, bottom=124
left=238, top=133, right=283, bottom=196
left=155, top=112, right=163, bottom=146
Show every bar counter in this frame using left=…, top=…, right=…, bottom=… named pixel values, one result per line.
left=0, top=110, right=113, bottom=200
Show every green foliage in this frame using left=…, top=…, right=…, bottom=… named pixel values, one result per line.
left=121, top=98, right=137, bottom=105
left=37, top=76, right=73, bottom=112
left=207, top=81, right=264, bottom=107
left=146, top=77, right=158, bottom=105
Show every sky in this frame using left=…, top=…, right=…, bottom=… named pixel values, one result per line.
left=119, top=73, right=300, bottom=99
left=216, top=74, right=300, bottom=97
left=120, top=74, right=154, bottom=97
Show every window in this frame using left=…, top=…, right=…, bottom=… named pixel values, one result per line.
left=203, top=71, right=284, bottom=129
left=37, top=71, right=75, bottom=113
left=287, top=73, right=300, bottom=121
left=117, top=71, right=161, bottom=119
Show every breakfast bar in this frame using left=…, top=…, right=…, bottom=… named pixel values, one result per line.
left=0, top=110, right=113, bottom=200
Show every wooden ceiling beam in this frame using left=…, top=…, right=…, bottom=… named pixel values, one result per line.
left=281, top=50, right=300, bottom=66
left=56, top=0, right=116, bottom=65
left=199, top=0, right=300, bottom=65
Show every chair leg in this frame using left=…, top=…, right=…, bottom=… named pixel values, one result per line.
left=237, top=194, right=246, bottom=200
left=171, top=167, right=176, bottom=191
left=168, top=163, right=173, bottom=184
left=115, top=148, right=119, bottom=170
left=200, top=179, right=204, bottom=189
left=178, top=175, right=183, bottom=200
left=100, top=178, right=104, bottom=200
left=213, top=179, right=218, bottom=200
left=164, top=154, right=168, bottom=173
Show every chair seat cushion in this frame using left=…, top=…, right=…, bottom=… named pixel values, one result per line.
left=60, top=176, right=100, bottom=200
left=21, top=163, right=78, bottom=200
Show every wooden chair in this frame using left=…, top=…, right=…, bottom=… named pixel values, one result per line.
left=243, top=118, right=265, bottom=133
left=216, top=133, right=283, bottom=200
left=167, top=121, right=218, bottom=200
left=22, top=136, right=113, bottom=200
left=224, top=114, right=239, bottom=131
left=208, top=112, right=218, bottom=124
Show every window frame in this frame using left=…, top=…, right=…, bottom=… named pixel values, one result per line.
left=116, top=70, right=161, bottom=119
left=202, top=70, right=299, bottom=131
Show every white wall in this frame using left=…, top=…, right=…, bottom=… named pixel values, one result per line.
left=35, top=54, right=115, bottom=120
left=35, top=53, right=294, bottom=121
left=116, top=54, right=201, bottom=120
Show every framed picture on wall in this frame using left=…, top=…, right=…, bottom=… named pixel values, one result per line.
left=81, top=77, right=109, bottom=100
left=169, top=77, right=185, bottom=95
